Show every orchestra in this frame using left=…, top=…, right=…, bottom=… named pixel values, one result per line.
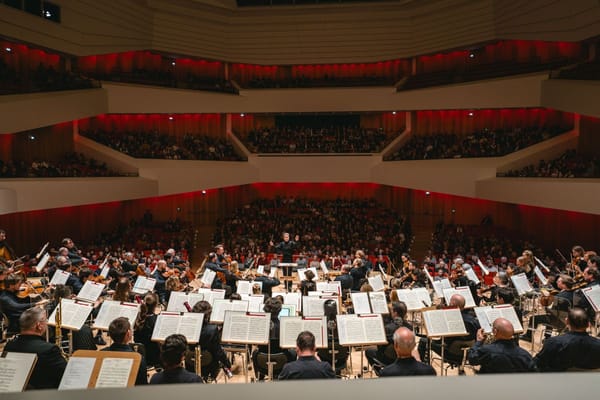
left=1, top=226, right=599, bottom=390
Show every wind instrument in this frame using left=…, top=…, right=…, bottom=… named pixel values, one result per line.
left=55, top=299, right=69, bottom=360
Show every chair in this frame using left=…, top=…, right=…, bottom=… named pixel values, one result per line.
left=317, top=342, right=350, bottom=377
left=254, top=352, right=289, bottom=380
left=185, top=348, right=216, bottom=382
left=431, top=339, right=475, bottom=375
left=370, top=343, right=396, bottom=376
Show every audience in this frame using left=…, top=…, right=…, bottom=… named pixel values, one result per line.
left=387, top=127, right=566, bottom=161
left=244, top=126, right=395, bottom=153
left=82, top=129, right=245, bottom=161
left=500, top=149, right=600, bottom=178
left=0, top=152, right=127, bottom=178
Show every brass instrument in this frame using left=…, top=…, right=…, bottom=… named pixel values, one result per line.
left=55, top=299, right=69, bottom=360
left=195, top=345, right=202, bottom=376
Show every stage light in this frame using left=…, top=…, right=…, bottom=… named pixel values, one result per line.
left=425, top=191, right=430, bottom=196
left=392, top=111, right=396, bottom=115
left=168, top=116, right=174, bottom=120
left=201, top=190, right=207, bottom=195
left=468, top=112, right=474, bottom=117
left=240, top=113, right=245, bottom=117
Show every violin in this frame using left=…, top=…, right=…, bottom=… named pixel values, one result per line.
left=17, top=278, right=47, bottom=299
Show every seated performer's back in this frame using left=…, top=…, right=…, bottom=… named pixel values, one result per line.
left=533, top=307, right=600, bottom=371
left=379, top=327, right=436, bottom=377
left=278, top=331, right=336, bottom=380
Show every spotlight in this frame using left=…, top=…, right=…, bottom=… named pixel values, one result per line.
left=29, top=135, right=36, bottom=140
left=425, top=191, right=430, bottom=196
left=468, top=112, right=474, bottom=117
left=168, top=116, right=174, bottom=120
left=240, top=113, right=245, bottom=117
left=392, top=111, right=397, bottom=115
left=451, top=209, right=456, bottom=214
left=469, top=53, right=475, bottom=59
left=171, top=61, right=176, bottom=66
left=5, top=47, right=11, bottom=52
left=201, top=190, right=207, bottom=195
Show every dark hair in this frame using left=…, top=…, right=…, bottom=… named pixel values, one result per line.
left=229, top=293, right=242, bottom=301
left=568, top=308, right=589, bottom=330
left=296, top=330, right=316, bottom=351
left=263, top=297, right=282, bottom=316
left=589, top=255, right=600, bottom=266
left=497, top=287, right=515, bottom=304
left=108, top=317, right=130, bottom=344
left=558, top=274, right=574, bottom=290
left=304, top=270, right=315, bottom=281
left=160, top=334, right=188, bottom=368
left=135, top=292, right=158, bottom=331
left=78, top=268, right=92, bottom=281
left=192, top=300, right=212, bottom=322
left=53, top=284, right=72, bottom=302
left=390, top=301, right=408, bottom=319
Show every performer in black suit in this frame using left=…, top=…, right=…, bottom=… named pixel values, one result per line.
left=367, top=301, right=413, bottom=370
left=0, top=273, right=44, bottom=335
left=4, top=307, right=67, bottom=390
left=278, top=331, right=336, bottom=380
left=254, top=264, right=281, bottom=298
left=533, top=307, right=600, bottom=371
left=0, top=229, right=16, bottom=266
left=270, top=232, right=300, bottom=291
left=204, top=252, right=230, bottom=290
left=467, top=318, right=532, bottom=373
left=134, top=292, right=161, bottom=368
left=350, top=257, right=368, bottom=292
left=189, top=301, right=233, bottom=381
left=102, top=317, right=148, bottom=385
left=150, top=334, right=203, bottom=384
left=379, top=327, right=436, bottom=377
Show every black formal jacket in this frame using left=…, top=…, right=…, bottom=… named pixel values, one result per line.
left=468, top=339, right=533, bottom=373
left=4, top=334, right=67, bottom=389
left=278, top=355, right=336, bottom=380
left=533, top=331, right=600, bottom=371
left=150, top=367, right=203, bottom=384
left=379, top=357, right=436, bottom=377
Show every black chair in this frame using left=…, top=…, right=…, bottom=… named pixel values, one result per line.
left=371, top=343, right=396, bottom=376
left=185, top=349, right=216, bottom=382
left=254, top=352, right=289, bottom=380
left=317, top=342, right=350, bottom=377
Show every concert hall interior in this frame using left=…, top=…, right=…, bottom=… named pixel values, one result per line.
left=1, top=0, right=600, bottom=397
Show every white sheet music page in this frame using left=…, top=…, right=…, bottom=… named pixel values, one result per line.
left=511, top=273, right=534, bottom=296
left=201, top=269, right=216, bottom=286
left=152, top=312, right=180, bottom=341
left=280, top=317, right=326, bottom=348
left=582, top=285, right=600, bottom=312
left=443, top=286, right=476, bottom=308
left=487, top=305, right=523, bottom=333
left=464, top=268, right=480, bottom=284
left=423, top=309, right=467, bottom=337
left=48, top=299, right=93, bottom=330
left=0, top=352, right=37, bottom=393
left=283, top=292, right=302, bottom=311
left=177, top=313, right=204, bottom=344
left=350, top=292, right=372, bottom=314
left=316, top=281, right=341, bottom=295
left=414, top=287, right=432, bottom=307
left=93, top=300, right=140, bottom=330
left=395, top=289, right=423, bottom=311
left=35, top=252, right=50, bottom=274
left=58, top=356, right=95, bottom=390
left=95, top=358, right=133, bottom=388
left=367, top=275, right=385, bottom=292
left=533, top=266, right=548, bottom=286
left=132, top=276, right=156, bottom=294
left=210, top=299, right=249, bottom=323
left=50, top=269, right=70, bottom=286
left=474, top=306, right=493, bottom=333
left=368, top=292, right=389, bottom=314
left=76, top=281, right=105, bottom=303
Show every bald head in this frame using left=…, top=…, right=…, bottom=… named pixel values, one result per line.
left=492, top=318, right=514, bottom=340
left=393, top=327, right=416, bottom=358
left=567, top=308, right=589, bottom=332
left=449, top=294, right=465, bottom=309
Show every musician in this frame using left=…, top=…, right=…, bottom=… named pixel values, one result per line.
left=54, top=255, right=83, bottom=294
left=153, top=259, right=169, bottom=303
left=334, top=264, right=354, bottom=294
left=367, top=301, right=413, bottom=370
left=113, top=277, right=134, bottom=302
left=354, top=249, right=373, bottom=273
left=298, top=269, right=316, bottom=296
left=134, top=292, right=161, bottom=368
left=103, top=317, right=148, bottom=385
left=270, top=232, right=300, bottom=291
left=3, top=307, right=67, bottom=389
left=572, top=265, right=600, bottom=322
left=61, top=237, right=87, bottom=267
left=0, top=273, right=45, bottom=335
left=570, top=245, right=587, bottom=274
left=533, top=307, right=600, bottom=371
left=121, top=252, right=139, bottom=278
left=374, top=254, right=389, bottom=274
left=254, top=264, right=280, bottom=298
left=467, top=318, right=533, bottom=373
left=204, top=252, right=230, bottom=291
left=278, top=331, right=336, bottom=380
left=350, top=257, right=368, bottom=292
left=0, top=229, right=16, bottom=266
left=418, top=294, right=480, bottom=363
left=150, top=334, right=203, bottom=384
left=214, top=244, right=228, bottom=267
left=379, top=328, right=436, bottom=377
left=190, top=301, right=233, bottom=381
left=520, top=274, right=574, bottom=341
left=478, top=272, right=510, bottom=304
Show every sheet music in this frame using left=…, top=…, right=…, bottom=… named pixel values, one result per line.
left=378, top=264, right=388, bottom=282
left=167, top=291, right=193, bottom=312
left=0, top=352, right=37, bottom=393
left=283, top=292, right=302, bottom=311
left=50, top=269, right=70, bottom=286
left=486, top=305, right=523, bottom=334
left=76, top=281, right=105, bottom=303
left=58, top=356, right=95, bottom=390
left=297, top=267, right=319, bottom=282
left=395, top=289, right=425, bottom=311
left=336, top=314, right=386, bottom=346
left=350, top=292, right=372, bottom=314
left=239, top=294, right=265, bottom=312
left=35, top=252, right=50, bottom=274
left=511, top=273, right=534, bottom=296
left=464, top=268, right=480, bottom=284
left=533, top=266, right=548, bottom=286
left=132, top=276, right=156, bottom=294
left=95, top=358, right=133, bottom=388
left=474, top=306, right=493, bottom=333
left=152, top=313, right=181, bottom=341
left=195, top=288, right=226, bottom=306
left=424, top=267, right=434, bottom=284
left=237, top=280, right=263, bottom=295
left=432, top=278, right=451, bottom=298
left=210, top=299, right=249, bottom=323
left=302, top=296, right=337, bottom=317
left=48, top=298, right=93, bottom=330
left=221, top=311, right=270, bottom=344
left=367, top=275, right=385, bottom=292
left=201, top=269, right=216, bottom=286
left=422, top=308, right=467, bottom=337
left=316, top=281, right=341, bottom=295
left=414, top=287, right=432, bottom=307
left=443, top=286, right=476, bottom=308
left=582, top=285, right=600, bottom=312
left=93, top=300, right=140, bottom=330
left=320, top=260, right=329, bottom=274
left=476, top=259, right=490, bottom=275
left=99, top=264, right=110, bottom=279
left=368, top=291, right=389, bottom=314
left=257, top=265, right=265, bottom=275
left=279, top=316, right=327, bottom=348
left=534, top=256, right=550, bottom=272
left=177, top=313, right=204, bottom=344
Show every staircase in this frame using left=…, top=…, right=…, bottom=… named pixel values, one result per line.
left=408, top=224, right=433, bottom=262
